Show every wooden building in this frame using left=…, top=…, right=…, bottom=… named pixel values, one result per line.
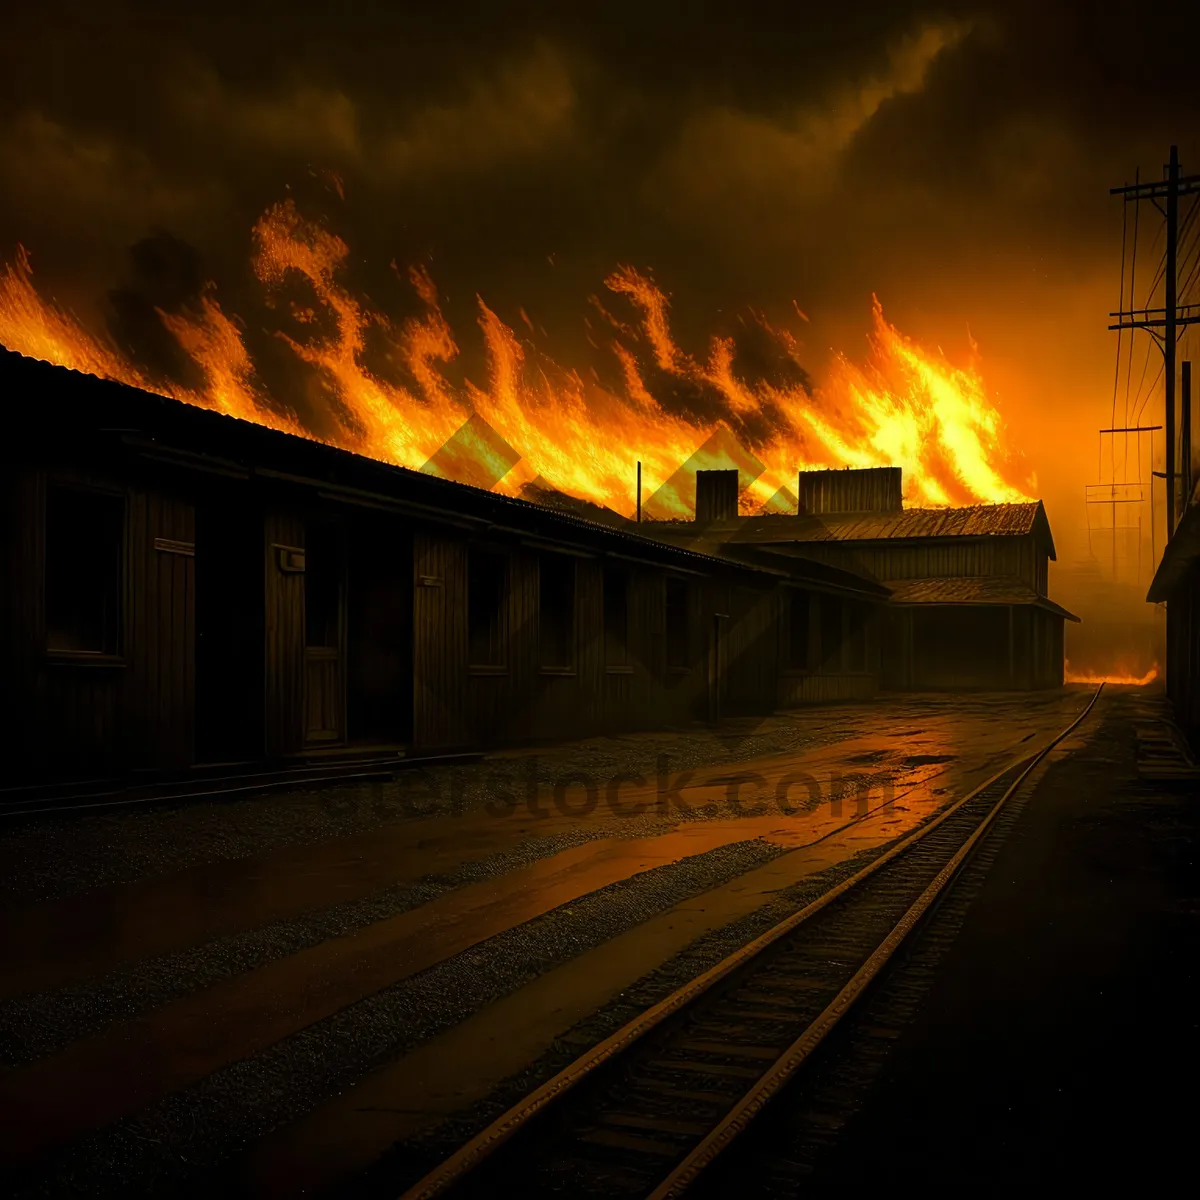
left=0, top=351, right=889, bottom=784
left=1148, top=494, right=1200, bottom=742
left=644, top=466, right=1079, bottom=691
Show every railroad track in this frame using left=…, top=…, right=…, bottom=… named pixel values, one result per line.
left=400, top=685, right=1104, bottom=1200
left=0, top=750, right=482, bottom=820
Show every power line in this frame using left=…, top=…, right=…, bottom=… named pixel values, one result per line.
left=1123, top=175, right=1142, bottom=439
left=1111, top=189, right=1128, bottom=483
left=1110, top=147, right=1200, bottom=542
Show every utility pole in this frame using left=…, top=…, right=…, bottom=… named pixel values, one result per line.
left=1166, top=146, right=1178, bottom=527
left=1110, top=145, right=1200, bottom=543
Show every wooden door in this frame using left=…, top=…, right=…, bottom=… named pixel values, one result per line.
left=304, top=646, right=343, bottom=742
left=707, top=613, right=726, bottom=723
left=304, top=521, right=345, bottom=745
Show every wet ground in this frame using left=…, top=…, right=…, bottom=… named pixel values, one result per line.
left=0, top=688, right=1121, bottom=1195
left=790, top=686, right=1200, bottom=1194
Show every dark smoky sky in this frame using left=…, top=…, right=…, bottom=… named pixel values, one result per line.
left=4, top=0, right=1200, bottom=557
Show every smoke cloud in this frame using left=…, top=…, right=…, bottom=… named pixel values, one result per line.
left=3, top=0, right=1200, bottom=589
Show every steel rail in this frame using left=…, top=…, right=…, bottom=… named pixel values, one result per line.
left=0, top=752, right=482, bottom=820
left=400, top=684, right=1104, bottom=1200
left=650, top=679, right=1105, bottom=1196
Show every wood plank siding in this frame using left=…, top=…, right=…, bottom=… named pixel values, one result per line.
left=20, top=351, right=1099, bottom=783
left=794, top=535, right=1046, bottom=589
left=1, top=465, right=197, bottom=780
left=263, top=509, right=306, bottom=758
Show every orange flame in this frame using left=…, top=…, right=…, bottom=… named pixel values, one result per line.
left=1064, top=662, right=1159, bottom=686
left=0, top=200, right=1033, bottom=517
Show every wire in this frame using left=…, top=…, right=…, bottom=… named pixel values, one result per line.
left=1134, top=356, right=1165, bottom=426
left=1111, top=194, right=1128, bottom=484
left=1179, top=215, right=1200, bottom=302
left=1132, top=196, right=1200, bottom=430
left=1123, top=183, right=1141, bottom=453
left=1143, top=195, right=1200, bottom=306
left=1131, top=333, right=1156, bottom=424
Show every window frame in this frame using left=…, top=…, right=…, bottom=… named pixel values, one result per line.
left=304, top=521, right=345, bottom=652
left=603, top=565, right=632, bottom=673
left=785, top=589, right=812, bottom=672
left=817, top=591, right=844, bottom=673
left=664, top=576, right=691, bottom=672
left=467, top=547, right=510, bottom=672
left=844, top=601, right=868, bottom=673
left=538, top=552, right=577, bottom=673
left=42, top=480, right=128, bottom=665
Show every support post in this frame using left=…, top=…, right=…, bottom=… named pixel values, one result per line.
left=1166, top=144, right=1179, bottom=536
left=1183, top=360, right=1193, bottom=512
left=1151, top=428, right=1157, bottom=571
left=636, top=460, right=642, bottom=523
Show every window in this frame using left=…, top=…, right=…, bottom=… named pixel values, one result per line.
left=787, top=590, right=811, bottom=670
left=468, top=549, right=508, bottom=667
left=818, top=593, right=843, bottom=671
left=665, top=577, right=690, bottom=670
left=45, top=486, right=124, bottom=655
left=845, top=602, right=867, bottom=672
left=539, top=554, right=575, bottom=669
left=603, top=567, right=630, bottom=668
left=305, top=523, right=343, bottom=648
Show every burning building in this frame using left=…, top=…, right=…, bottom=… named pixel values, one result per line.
left=0, top=331, right=1079, bottom=786
left=0, top=350, right=896, bottom=784
left=641, top=466, right=1078, bottom=690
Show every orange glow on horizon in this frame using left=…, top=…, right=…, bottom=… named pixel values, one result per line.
left=0, top=200, right=1034, bottom=518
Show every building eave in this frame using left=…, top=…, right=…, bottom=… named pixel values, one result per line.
left=1148, top=503, right=1200, bottom=601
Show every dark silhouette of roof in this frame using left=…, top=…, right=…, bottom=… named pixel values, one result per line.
left=643, top=502, right=1057, bottom=559
left=1, top=348, right=889, bottom=598
left=885, top=575, right=1080, bottom=621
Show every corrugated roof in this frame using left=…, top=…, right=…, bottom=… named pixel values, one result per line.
left=1147, top=502, right=1200, bottom=601
left=643, top=501, right=1056, bottom=559
left=885, top=575, right=1080, bottom=621
left=805, top=503, right=1044, bottom=541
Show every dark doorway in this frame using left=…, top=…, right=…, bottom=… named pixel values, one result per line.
left=707, top=613, right=725, bottom=723
left=346, top=522, right=413, bottom=745
left=912, top=606, right=1009, bottom=688
left=304, top=520, right=345, bottom=744
left=195, top=490, right=264, bottom=763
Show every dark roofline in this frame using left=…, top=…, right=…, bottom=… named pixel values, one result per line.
left=5, top=350, right=891, bottom=596
left=640, top=500, right=1058, bottom=560
left=1147, top=502, right=1200, bottom=601
left=886, top=592, right=1081, bottom=622
left=4, top=348, right=767, bottom=577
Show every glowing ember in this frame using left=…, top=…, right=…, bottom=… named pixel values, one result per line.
left=0, top=201, right=1033, bottom=517
left=1064, top=662, right=1159, bottom=686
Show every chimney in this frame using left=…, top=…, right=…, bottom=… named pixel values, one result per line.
left=797, top=466, right=902, bottom=515
left=695, top=469, right=740, bottom=523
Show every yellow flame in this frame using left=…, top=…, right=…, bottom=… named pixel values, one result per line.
left=1064, top=662, right=1159, bottom=685
left=0, top=202, right=1033, bottom=518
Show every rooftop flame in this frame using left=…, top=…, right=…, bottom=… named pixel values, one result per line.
left=0, top=199, right=1033, bottom=517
